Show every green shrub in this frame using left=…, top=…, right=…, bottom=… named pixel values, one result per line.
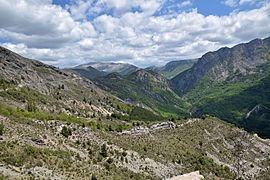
left=27, top=100, right=36, bottom=112
left=107, top=157, right=113, bottom=164
left=0, top=174, right=7, bottom=180
left=0, top=123, right=4, bottom=135
left=91, top=174, right=97, bottom=180
left=122, top=151, right=127, bottom=157
left=61, top=126, right=72, bottom=138
left=100, top=144, right=108, bottom=157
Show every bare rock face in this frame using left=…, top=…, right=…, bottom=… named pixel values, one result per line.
left=150, top=121, right=176, bottom=130
left=119, top=121, right=176, bottom=135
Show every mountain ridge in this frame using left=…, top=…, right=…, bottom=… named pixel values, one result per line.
left=75, top=62, right=140, bottom=76
left=171, top=37, right=270, bottom=95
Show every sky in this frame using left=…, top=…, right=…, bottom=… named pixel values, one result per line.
left=0, top=0, right=270, bottom=68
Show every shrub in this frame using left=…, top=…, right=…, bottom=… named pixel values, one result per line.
left=61, top=126, right=72, bottom=138
left=122, top=151, right=127, bottom=157
left=100, top=144, right=108, bottom=157
left=107, top=157, right=113, bottom=164
left=27, top=100, right=36, bottom=112
left=91, top=174, right=97, bottom=180
left=0, top=123, right=4, bottom=135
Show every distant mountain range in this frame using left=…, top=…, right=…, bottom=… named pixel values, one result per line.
left=69, top=60, right=196, bottom=116
left=67, top=65, right=107, bottom=79
left=75, top=62, right=140, bottom=76
left=70, top=59, right=197, bottom=80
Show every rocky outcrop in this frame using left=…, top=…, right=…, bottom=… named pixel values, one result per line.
left=119, top=121, right=176, bottom=135
left=166, top=171, right=204, bottom=180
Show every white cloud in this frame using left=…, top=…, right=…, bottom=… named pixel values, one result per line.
left=180, top=0, right=192, bottom=8
left=0, top=0, right=270, bottom=68
left=224, top=0, right=239, bottom=7
left=68, top=0, right=94, bottom=20
left=0, top=0, right=96, bottom=48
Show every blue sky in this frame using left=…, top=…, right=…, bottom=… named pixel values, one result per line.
left=0, top=0, right=269, bottom=67
left=52, top=0, right=264, bottom=16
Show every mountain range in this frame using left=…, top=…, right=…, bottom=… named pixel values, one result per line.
left=67, top=37, right=270, bottom=138
left=0, top=37, right=270, bottom=179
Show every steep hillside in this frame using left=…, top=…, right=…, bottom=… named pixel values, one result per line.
left=171, top=37, right=270, bottom=138
left=94, top=69, right=190, bottom=116
left=192, top=71, right=270, bottom=138
left=76, top=62, right=140, bottom=76
left=148, top=59, right=197, bottom=79
left=171, top=37, right=270, bottom=95
left=0, top=46, right=131, bottom=118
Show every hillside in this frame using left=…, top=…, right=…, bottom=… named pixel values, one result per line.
left=94, top=69, right=190, bottom=116
left=1, top=113, right=270, bottom=179
left=171, top=37, right=270, bottom=138
left=148, top=59, right=197, bottom=79
left=76, top=62, right=140, bottom=76
left=0, top=46, right=132, bottom=118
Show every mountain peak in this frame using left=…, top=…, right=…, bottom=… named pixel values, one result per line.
left=75, top=62, right=139, bottom=76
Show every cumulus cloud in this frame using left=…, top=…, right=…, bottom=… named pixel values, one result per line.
left=0, top=0, right=96, bottom=48
left=0, top=0, right=270, bottom=68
